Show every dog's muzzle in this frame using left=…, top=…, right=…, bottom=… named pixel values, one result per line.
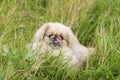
left=50, top=36, right=62, bottom=47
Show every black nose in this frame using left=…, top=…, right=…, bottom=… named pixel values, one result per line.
left=52, top=37, right=57, bottom=43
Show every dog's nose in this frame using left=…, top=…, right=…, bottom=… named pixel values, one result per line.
left=53, top=37, right=62, bottom=46
left=53, top=37, right=58, bottom=44
left=54, top=37, right=58, bottom=42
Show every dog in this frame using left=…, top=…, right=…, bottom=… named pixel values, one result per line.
left=32, top=22, right=94, bottom=70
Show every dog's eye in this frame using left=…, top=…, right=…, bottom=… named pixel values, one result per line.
left=60, top=35, right=64, bottom=40
left=48, top=34, right=53, bottom=38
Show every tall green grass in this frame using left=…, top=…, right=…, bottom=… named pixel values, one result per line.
left=0, top=0, right=120, bottom=80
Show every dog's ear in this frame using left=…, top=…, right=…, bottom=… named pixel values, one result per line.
left=67, top=27, right=80, bottom=47
left=32, top=23, right=49, bottom=50
left=33, top=24, right=49, bottom=42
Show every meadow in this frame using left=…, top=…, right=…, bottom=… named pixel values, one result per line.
left=0, top=0, right=120, bottom=80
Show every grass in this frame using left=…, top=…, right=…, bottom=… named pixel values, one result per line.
left=0, top=0, right=120, bottom=80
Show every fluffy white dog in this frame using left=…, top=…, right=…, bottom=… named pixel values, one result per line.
left=32, top=22, right=94, bottom=69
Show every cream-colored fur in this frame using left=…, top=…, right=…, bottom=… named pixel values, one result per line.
left=32, top=22, right=94, bottom=69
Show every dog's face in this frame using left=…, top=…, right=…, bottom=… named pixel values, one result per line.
left=44, top=26, right=69, bottom=48
left=33, top=22, right=78, bottom=49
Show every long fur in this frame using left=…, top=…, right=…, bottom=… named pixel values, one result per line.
left=32, top=22, right=94, bottom=70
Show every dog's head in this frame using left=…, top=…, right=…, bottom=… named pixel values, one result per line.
left=33, top=22, right=79, bottom=50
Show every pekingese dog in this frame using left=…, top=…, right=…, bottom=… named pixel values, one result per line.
left=32, top=22, right=94, bottom=70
